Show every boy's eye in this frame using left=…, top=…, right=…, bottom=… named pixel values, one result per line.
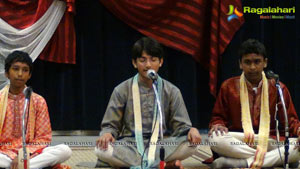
left=254, top=60, right=262, bottom=64
left=139, top=58, right=146, bottom=62
left=243, top=60, right=250, bottom=65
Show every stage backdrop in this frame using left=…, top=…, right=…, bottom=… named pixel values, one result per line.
left=28, top=0, right=299, bottom=130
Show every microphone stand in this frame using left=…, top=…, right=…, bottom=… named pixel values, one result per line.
left=152, top=80, right=165, bottom=169
left=274, top=78, right=289, bottom=169
left=19, top=88, right=32, bottom=169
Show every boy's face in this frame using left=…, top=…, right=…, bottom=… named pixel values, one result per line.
left=5, top=61, right=31, bottom=89
left=132, top=51, right=163, bottom=80
left=239, top=53, right=267, bottom=84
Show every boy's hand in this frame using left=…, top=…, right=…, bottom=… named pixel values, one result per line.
left=208, top=124, right=228, bottom=136
left=188, top=127, right=202, bottom=146
left=11, top=155, right=18, bottom=169
left=96, top=133, right=115, bottom=150
left=295, top=127, right=300, bottom=151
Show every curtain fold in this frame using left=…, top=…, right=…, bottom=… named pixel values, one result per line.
left=0, top=0, right=76, bottom=64
left=0, top=0, right=67, bottom=86
left=100, top=0, right=244, bottom=96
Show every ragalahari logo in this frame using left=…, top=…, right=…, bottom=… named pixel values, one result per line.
left=227, top=5, right=243, bottom=21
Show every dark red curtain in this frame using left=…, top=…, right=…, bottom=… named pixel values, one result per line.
left=100, top=0, right=244, bottom=96
left=0, top=0, right=76, bottom=64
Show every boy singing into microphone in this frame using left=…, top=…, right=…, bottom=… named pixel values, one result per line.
left=95, top=37, right=201, bottom=169
left=0, top=51, right=72, bottom=169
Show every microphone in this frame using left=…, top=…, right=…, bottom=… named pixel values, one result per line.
left=147, top=69, right=158, bottom=81
left=266, top=70, right=279, bottom=81
left=23, top=87, right=32, bottom=100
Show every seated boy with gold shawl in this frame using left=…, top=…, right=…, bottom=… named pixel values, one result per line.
left=0, top=51, right=72, bottom=169
left=95, top=37, right=201, bottom=169
left=207, top=39, right=300, bottom=168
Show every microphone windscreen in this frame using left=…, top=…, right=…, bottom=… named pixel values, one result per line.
left=266, top=70, right=274, bottom=79
left=266, top=70, right=279, bottom=80
left=147, top=69, right=158, bottom=80
left=23, top=87, right=33, bottom=99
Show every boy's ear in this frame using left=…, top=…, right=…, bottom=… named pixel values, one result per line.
left=239, top=60, right=242, bottom=69
left=132, top=59, right=137, bottom=68
left=264, top=58, right=268, bottom=68
left=159, top=58, right=164, bottom=67
left=5, top=72, right=8, bottom=78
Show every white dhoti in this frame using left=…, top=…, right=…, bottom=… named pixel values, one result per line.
left=208, top=132, right=300, bottom=167
left=0, top=144, right=72, bottom=169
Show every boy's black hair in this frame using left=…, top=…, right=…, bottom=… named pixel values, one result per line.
left=5, top=51, right=33, bottom=73
left=238, top=39, right=267, bottom=60
left=132, top=37, right=164, bottom=60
